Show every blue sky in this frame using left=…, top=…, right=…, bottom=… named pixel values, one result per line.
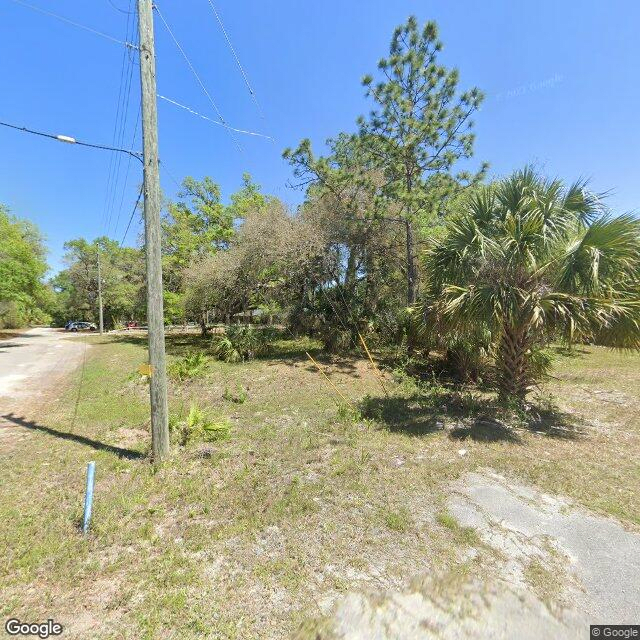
left=1, top=0, right=638, bottom=274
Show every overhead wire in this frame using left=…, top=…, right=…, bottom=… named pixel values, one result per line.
left=153, top=3, right=241, bottom=151
left=157, top=94, right=272, bottom=139
left=0, top=120, right=143, bottom=161
left=113, top=103, right=142, bottom=237
left=106, top=0, right=134, bottom=15
left=102, top=0, right=138, bottom=236
left=7, top=0, right=137, bottom=49
left=120, top=185, right=144, bottom=245
left=204, top=0, right=264, bottom=119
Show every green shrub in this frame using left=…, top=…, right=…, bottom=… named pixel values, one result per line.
left=222, top=383, right=248, bottom=404
left=169, top=404, right=231, bottom=446
left=167, top=351, right=210, bottom=381
left=211, top=325, right=272, bottom=363
left=444, top=336, right=491, bottom=383
left=336, top=402, right=361, bottom=423
left=210, top=334, right=242, bottom=363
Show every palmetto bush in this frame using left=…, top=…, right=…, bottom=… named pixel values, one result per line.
left=423, top=168, right=640, bottom=400
left=168, top=404, right=231, bottom=446
left=211, top=325, right=272, bottom=363
left=167, top=351, right=210, bottom=381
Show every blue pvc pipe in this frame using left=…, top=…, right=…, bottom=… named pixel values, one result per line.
left=82, top=461, right=96, bottom=535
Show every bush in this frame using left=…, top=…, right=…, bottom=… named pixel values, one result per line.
left=444, top=336, right=490, bottom=383
left=169, top=404, right=231, bottom=446
left=318, top=325, right=353, bottom=353
left=167, top=351, right=210, bottom=381
left=211, top=325, right=272, bottom=363
left=222, top=383, right=248, bottom=404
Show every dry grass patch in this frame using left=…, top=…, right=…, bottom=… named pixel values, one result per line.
left=1, top=336, right=638, bottom=638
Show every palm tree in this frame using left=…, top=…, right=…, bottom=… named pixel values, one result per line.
left=423, top=168, right=640, bottom=400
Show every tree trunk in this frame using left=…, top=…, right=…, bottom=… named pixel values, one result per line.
left=405, top=218, right=420, bottom=354
left=345, top=247, right=358, bottom=293
left=199, top=312, right=208, bottom=337
left=496, top=325, right=530, bottom=401
left=405, top=218, right=419, bottom=306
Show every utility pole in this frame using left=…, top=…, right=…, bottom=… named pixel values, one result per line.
left=97, top=251, right=104, bottom=335
left=137, top=0, right=169, bottom=461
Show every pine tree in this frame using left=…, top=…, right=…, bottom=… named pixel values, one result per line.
left=359, top=16, right=487, bottom=306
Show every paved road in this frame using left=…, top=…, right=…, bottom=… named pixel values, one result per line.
left=0, top=327, right=87, bottom=409
left=324, top=471, right=640, bottom=639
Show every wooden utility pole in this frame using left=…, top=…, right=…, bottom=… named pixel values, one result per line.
left=137, top=0, right=169, bottom=461
left=97, top=251, right=104, bottom=335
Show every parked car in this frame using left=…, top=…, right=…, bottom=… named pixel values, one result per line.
left=125, top=321, right=139, bottom=329
left=64, top=320, right=79, bottom=331
left=68, top=322, right=97, bottom=332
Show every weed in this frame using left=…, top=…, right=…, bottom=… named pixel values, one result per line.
left=382, top=506, right=412, bottom=532
left=336, top=402, right=361, bottom=423
left=169, top=404, right=231, bottom=446
left=168, top=351, right=210, bottom=381
left=436, top=511, right=480, bottom=545
left=524, top=557, right=566, bottom=610
left=223, top=383, right=248, bottom=404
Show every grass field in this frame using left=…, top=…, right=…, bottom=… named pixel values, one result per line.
left=1, top=334, right=638, bottom=638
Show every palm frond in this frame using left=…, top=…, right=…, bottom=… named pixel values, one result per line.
left=562, top=178, right=607, bottom=225
left=555, top=213, right=640, bottom=295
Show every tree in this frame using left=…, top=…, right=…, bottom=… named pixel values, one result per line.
left=162, top=176, right=234, bottom=294
left=358, top=16, right=487, bottom=306
left=423, top=168, right=640, bottom=400
left=184, top=200, right=327, bottom=331
left=53, top=237, right=145, bottom=328
left=284, top=134, right=406, bottom=344
left=0, top=206, right=50, bottom=327
left=226, top=172, right=272, bottom=222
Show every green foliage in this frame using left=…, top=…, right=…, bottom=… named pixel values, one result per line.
left=169, top=404, right=231, bottom=446
left=358, top=16, right=487, bottom=305
left=382, top=507, right=412, bottom=532
left=53, top=237, right=145, bottom=328
left=0, top=206, right=50, bottom=328
left=210, top=333, right=243, bottom=363
left=423, top=167, right=640, bottom=399
left=211, top=325, right=273, bottom=363
left=226, top=173, right=272, bottom=221
left=336, top=402, right=362, bottom=423
left=167, top=351, right=210, bottom=381
left=222, top=383, right=248, bottom=404
left=163, top=291, right=185, bottom=324
left=162, top=176, right=233, bottom=294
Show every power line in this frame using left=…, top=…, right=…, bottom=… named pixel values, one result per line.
left=0, top=119, right=143, bottom=161
left=204, top=0, right=264, bottom=119
left=102, top=1, right=138, bottom=235
left=113, top=103, right=142, bottom=237
left=153, top=4, right=226, bottom=124
left=120, top=185, right=144, bottom=245
left=104, top=3, right=139, bottom=235
left=158, top=159, right=183, bottom=191
left=157, top=94, right=272, bottom=139
left=153, top=3, right=240, bottom=150
left=7, top=0, right=137, bottom=49
left=106, top=0, right=134, bottom=15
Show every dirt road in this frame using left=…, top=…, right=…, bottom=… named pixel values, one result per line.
left=0, top=327, right=87, bottom=410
